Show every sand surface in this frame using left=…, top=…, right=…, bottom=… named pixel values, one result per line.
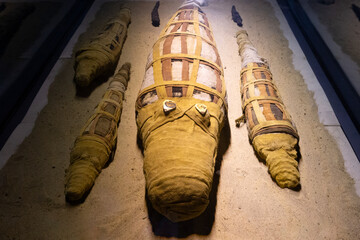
left=0, top=0, right=359, bottom=239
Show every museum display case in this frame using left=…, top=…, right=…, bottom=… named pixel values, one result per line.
left=0, top=0, right=359, bottom=239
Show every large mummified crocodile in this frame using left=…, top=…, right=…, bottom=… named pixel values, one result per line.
left=74, top=8, right=130, bottom=87
left=236, top=30, right=300, bottom=189
left=0, top=3, right=35, bottom=50
left=65, top=63, right=131, bottom=202
left=136, top=0, right=227, bottom=222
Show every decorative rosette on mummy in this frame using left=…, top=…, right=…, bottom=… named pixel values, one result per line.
left=65, top=63, right=131, bottom=202
left=236, top=30, right=300, bottom=189
left=74, top=8, right=131, bottom=87
left=136, top=0, right=227, bottom=222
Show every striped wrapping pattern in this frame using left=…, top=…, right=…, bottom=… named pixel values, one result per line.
left=136, top=4, right=227, bottom=111
left=240, top=62, right=298, bottom=141
left=80, top=89, right=123, bottom=146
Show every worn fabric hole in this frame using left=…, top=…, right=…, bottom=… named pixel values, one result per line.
left=110, top=93, right=120, bottom=102
left=95, top=117, right=112, bottom=137
left=104, top=103, right=116, bottom=115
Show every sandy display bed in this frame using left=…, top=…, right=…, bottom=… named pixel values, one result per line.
left=0, top=0, right=359, bottom=239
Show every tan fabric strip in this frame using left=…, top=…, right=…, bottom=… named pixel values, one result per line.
left=182, top=59, right=190, bottom=81
left=242, top=96, right=283, bottom=111
left=169, top=20, right=210, bottom=30
left=84, top=115, right=97, bottom=134
left=153, top=10, right=186, bottom=97
left=258, top=84, right=267, bottom=96
left=246, top=106, right=255, bottom=129
left=250, top=120, right=298, bottom=140
left=154, top=32, right=217, bottom=49
left=162, top=35, right=174, bottom=79
left=165, top=86, right=172, bottom=97
left=200, top=12, right=209, bottom=27
left=162, top=11, right=180, bottom=35
left=152, top=39, right=166, bottom=97
left=201, top=14, right=213, bottom=41
left=240, top=66, right=272, bottom=77
left=220, top=74, right=226, bottom=97
left=215, top=69, right=222, bottom=93
left=241, top=79, right=274, bottom=94
left=187, top=8, right=201, bottom=97
left=181, top=12, right=189, bottom=77
left=214, top=46, right=221, bottom=67
left=148, top=53, right=223, bottom=75
left=163, top=12, right=184, bottom=82
left=252, top=100, right=266, bottom=123
left=245, top=66, right=255, bottom=98
left=248, top=83, right=255, bottom=99
left=253, top=67, right=261, bottom=79
left=138, top=80, right=225, bottom=103
left=241, top=74, right=247, bottom=88
left=268, top=84, right=277, bottom=97
left=162, top=58, right=172, bottom=82
left=263, top=103, right=276, bottom=120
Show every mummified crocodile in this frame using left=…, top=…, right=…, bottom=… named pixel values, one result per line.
left=74, top=8, right=131, bottom=87
left=136, top=0, right=227, bottom=222
left=236, top=30, right=300, bottom=189
left=65, top=63, right=131, bottom=202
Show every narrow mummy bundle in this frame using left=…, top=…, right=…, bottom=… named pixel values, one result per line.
left=236, top=30, right=300, bottom=189
left=65, top=63, right=131, bottom=202
left=74, top=8, right=131, bottom=87
left=136, top=0, right=227, bottom=222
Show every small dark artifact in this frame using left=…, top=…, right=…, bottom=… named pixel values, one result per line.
left=352, top=4, right=360, bottom=21
left=231, top=5, right=242, bottom=27
left=151, top=1, right=160, bottom=27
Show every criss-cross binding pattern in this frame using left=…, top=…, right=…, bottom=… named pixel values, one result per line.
left=136, top=5, right=226, bottom=111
